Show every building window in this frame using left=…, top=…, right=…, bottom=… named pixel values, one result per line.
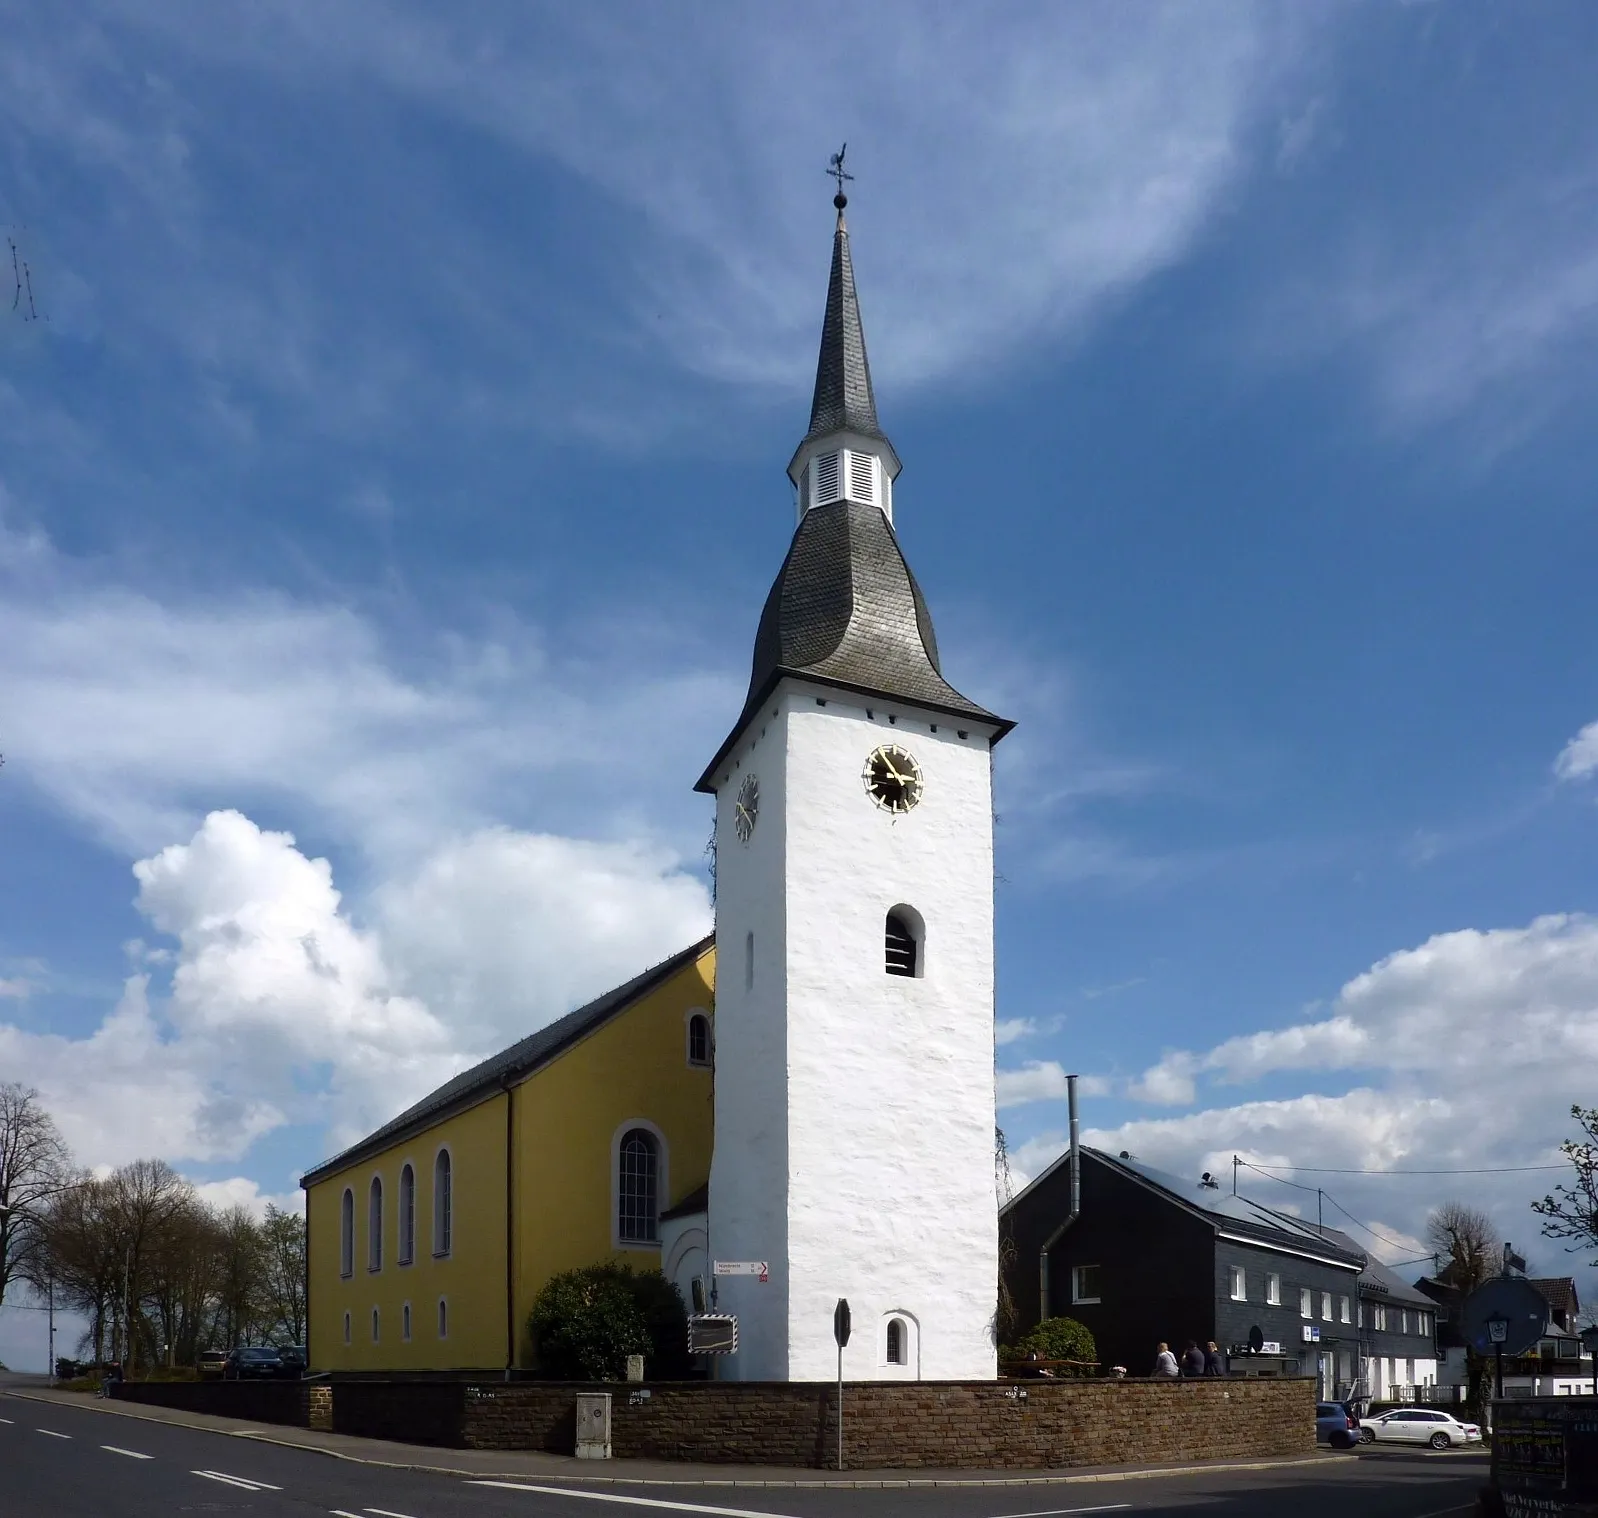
left=1072, top=1264, right=1102, bottom=1304
left=438, top=1298, right=448, bottom=1338
left=1375, top=1304, right=1388, bottom=1332
left=1321, top=1292, right=1333, bottom=1322
left=368, top=1177, right=383, bottom=1272
left=1401, top=1309, right=1410, bottom=1334
left=402, top=1302, right=412, bottom=1341
left=1339, top=1296, right=1351, bottom=1324
left=885, top=908, right=923, bottom=978
left=343, top=1311, right=351, bottom=1345
left=1229, top=1266, right=1247, bottom=1302
left=1266, top=1273, right=1281, bottom=1306
left=687, top=1012, right=712, bottom=1067
left=371, top=1306, right=380, bottom=1343
left=886, top=1318, right=907, bottom=1365
left=1358, top=1301, right=1367, bottom=1329
left=1300, top=1288, right=1313, bottom=1319
left=618, top=1128, right=660, bottom=1244
left=744, top=931, right=754, bottom=990
left=433, top=1149, right=452, bottom=1257
left=339, top=1188, right=354, bottom=1278
left=398, top=1163, right=415, bottom=1265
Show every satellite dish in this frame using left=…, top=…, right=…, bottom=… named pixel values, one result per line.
left=1459, top=1277, right=1547, bottom=1357
left=1248, top=1324, right=1265, bottom=1354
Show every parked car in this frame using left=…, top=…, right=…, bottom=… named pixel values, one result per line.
left=1316, top=1401, right=1359, bottom=1449
left=197, top=1350, right=228, bottom=1379
left=274, top=1345, right=307, bottom=1379
left=1359, top=1408, right=1482, bottom=1449
left=222, top=1346, right=283, bottom=1381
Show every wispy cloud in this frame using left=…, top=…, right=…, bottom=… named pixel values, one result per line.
left=1555, top=720, right=1598, bottom=783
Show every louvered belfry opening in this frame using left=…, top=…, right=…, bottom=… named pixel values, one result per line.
left=885, top=911, right=917, bottom=977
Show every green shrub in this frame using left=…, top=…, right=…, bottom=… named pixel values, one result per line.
left=1009, top=1315, right=1097, bottom=1368
left=528, top=1263, right=688, bottom=1380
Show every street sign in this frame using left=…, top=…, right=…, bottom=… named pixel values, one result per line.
left=1301, top=1325, right=1321, bottom=1343
left=1488, top=1317, right=1508, bottom=1345
left=833, top=1298, right=852, bottom=1349
left=712, top=1261, right=769, bottom=1281
left=687, top=1314, right=739, bottom=1354
left=1461, top=1277, right=1545, bottom=1357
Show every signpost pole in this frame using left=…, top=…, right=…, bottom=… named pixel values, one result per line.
left=836, top=1340, right=844, bottom=1473
left=832, top=1299, right=851, bottom=1474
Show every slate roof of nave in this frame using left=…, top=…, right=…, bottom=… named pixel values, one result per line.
left=301, top=933, right=714, bottom=1185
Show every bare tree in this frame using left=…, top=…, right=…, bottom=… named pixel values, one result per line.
left=1426, top=1200, right=1501, bottom=1421
left=0, top=1083, right=72, bottom=1310
left=1532, top=1105, right=1598, bottom=1263
left=260, top=1204, right=307, bottom=1344
left=27, top=1172, right=123, bottom=1361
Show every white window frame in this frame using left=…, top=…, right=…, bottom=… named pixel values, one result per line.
left=368, top=1175, right=383, bottom=1273
left=685, top=1007, right=712, bottom=1068
left=878, top=1309, right=919, bottom=1377
left=1339, top=1295, right=1351, bottom=1324
left=432, top=1146, right=453, bottom=1258
left=1071, top=1264, right=1102, bottom=1305
left=1321, top=1291, right=1333, bottom=1321
left=339, top=1187, right=355, bottom=1279
left=611, top=1118, right=668, bottom=1250
left=1229, top=1265, right=1247, bottom=1302
left=1266, top=1273, right=1281, bottom=1306
left=1300, top=1287, right=1313, bottom=1319
left=398, top=1161, right=416, bottom=1266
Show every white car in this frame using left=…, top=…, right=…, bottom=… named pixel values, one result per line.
left=1359, top=1408, right=1483, bottom=1449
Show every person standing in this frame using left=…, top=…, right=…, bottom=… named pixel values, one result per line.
left=1153, top=1342, right=1179, bottom=1378
left=1204, top=1340, right=1226, bottom=1377
left=1181, top=1340, right=1206, bottom=1377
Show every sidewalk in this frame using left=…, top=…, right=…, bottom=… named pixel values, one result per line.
left=0, top=1383, right=1340, bottom=1489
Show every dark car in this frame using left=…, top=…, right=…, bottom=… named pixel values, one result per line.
left=274, top=1345, right=307, bottom=1379
left=222, top=1346, right=283, bottom=1380
left=1317, top=1401, right=1359, bottom=1450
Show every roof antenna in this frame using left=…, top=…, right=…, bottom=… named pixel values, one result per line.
left=827, top=143, right=854, bottom=220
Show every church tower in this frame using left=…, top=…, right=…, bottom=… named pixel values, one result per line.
left=697, top=188, right=1012, bottom=1383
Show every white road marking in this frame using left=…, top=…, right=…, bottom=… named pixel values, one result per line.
left=192, top=1469, right=283, bottom=1491
left=366, top=1509, right=421, bottom=1517
left=36, top=1428, right=71, bottom=1438
left=469, top=1483, right=809, bottom=1518
left=331, top=1511, right=367, bottom=1517
left=0, top=1417, right=14, bottom=1424
left=985, top=1508, right=1133, bottom=1518
left=102, top=1445, right=154, bottom=1459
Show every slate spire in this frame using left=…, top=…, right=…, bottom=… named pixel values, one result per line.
left=805, top=195, right=888, bottom=445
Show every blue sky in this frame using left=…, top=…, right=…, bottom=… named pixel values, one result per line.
left=5, top=2, right=1598, bottom=1363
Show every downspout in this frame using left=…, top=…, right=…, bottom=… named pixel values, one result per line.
left=1037, top=1074, right=1081, bottom=1324
left=503, top=1080, right=516, bottom=1379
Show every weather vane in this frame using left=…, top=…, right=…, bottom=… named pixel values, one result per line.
left=827, top=143, right=854, bottom=209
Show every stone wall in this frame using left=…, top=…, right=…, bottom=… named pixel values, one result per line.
left=111, top=1379, right=318, bottom=1428
left=110, top=1375, right=1316, bottom=1469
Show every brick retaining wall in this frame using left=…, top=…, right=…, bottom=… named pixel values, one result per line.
left=111, top=1379, right=320, bottom=1428
left=111, top=1376, right=1316, bottom=1468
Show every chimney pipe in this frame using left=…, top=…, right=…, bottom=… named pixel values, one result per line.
left=1038, top=1074, right=1082, bottom=1324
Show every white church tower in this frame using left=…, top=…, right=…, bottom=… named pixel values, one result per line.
left=697, top=185, right=1013, bottom=1382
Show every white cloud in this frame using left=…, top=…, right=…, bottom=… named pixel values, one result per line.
left=0, top=978, right=29, bottom=999
left=1555, top=721, right=1598, bottom=783
left=0, top=808, right=713, bottom=1171
left=995, top=1017, right=1037, bottom=1047
left=997, top=1062, right=1109, bottom=1110
left=11, top=2, right=1318, bottom=421
left=190, top=1177, right=303, bottom=1219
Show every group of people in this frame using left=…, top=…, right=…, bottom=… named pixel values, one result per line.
left=1152, top=1339, right=1225, bottom=1377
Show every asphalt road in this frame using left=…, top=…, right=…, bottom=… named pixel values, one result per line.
left=0, top=1391, right=1487, bottom=1518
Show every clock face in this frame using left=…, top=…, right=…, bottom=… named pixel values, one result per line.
left=863, top=743, right=923, bottom=814
left=733, top=773, right=759, bottom=842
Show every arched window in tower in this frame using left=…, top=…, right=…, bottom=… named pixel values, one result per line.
left=433, top=1150, right=453, bottom=1257
left=368, top=1176, right=383, bottom=1271
left=398, top=1163, right=415, bottom=1265
left=687, top=1012, right=711, bottom=1068
left=886, top=1317, right=907, bottom=1365
left=618, top=1128, right=659, bottom=1244
left=339, top=1189, right=354, bottom=1278
left=744, top=931, right=754, bottom=990
left=885, top=908, right=923, bottom=977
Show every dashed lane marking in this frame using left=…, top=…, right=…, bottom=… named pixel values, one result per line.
left=0, top=1416, right=13, bottom=1423
left=469, top=1482, right=814, bottom=1518
left=102, top=1445, right=153, bottom=1459
left=365, top=1508, right=421, bottom=1517
left=192, top=1469, right=283, bottom=1491
left=984, top=1508, right=1133, bottom=1517
left=36, top=1428, right=71, bottom=1438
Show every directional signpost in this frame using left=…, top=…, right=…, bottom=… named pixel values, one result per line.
left=713, top=1261, right=769, bottom=1282
left=833, top=1299, right=851, bottom=1472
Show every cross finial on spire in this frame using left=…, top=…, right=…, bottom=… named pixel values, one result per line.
left=827, top=143, right=854, bottom=218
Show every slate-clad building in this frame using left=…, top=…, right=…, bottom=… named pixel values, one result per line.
left=1002, top=1148, right=1363, bottom=1395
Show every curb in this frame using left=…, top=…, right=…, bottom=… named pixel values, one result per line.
left=1, top=1389, right=1335, bottom=1488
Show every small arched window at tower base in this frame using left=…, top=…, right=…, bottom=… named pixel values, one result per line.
left=885, top=906, right=925, bottom=978
left=881, top=1311, right=919, bottom=1375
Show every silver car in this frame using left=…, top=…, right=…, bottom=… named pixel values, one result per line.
left=1358, top=1408, right=1482, bottom=1449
